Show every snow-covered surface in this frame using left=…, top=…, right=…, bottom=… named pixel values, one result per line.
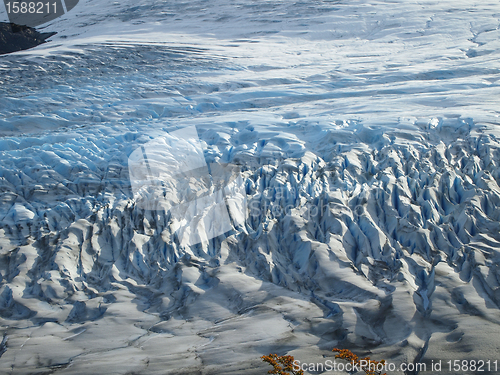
left=1, top=1, right=500, bottom=374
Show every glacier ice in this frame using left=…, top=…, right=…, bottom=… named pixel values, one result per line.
left=1, top=0, right=500, bottom=373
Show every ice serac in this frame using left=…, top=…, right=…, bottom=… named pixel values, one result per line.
left=1, top=115, right=500, bottom=373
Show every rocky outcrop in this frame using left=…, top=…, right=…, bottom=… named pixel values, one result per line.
left=0, top=22, right=56, bottom=55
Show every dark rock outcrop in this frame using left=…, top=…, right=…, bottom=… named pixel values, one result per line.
left=0, top=22, right=56, bottom=55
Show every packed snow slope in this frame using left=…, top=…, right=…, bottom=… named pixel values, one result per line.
left=1, top=0, right=500, bottom=374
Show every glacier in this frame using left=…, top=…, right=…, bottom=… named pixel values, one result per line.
left=1, top=0, right=500, bottom=374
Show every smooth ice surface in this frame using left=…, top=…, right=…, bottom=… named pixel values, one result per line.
left=1, top=0, right=500, bottom=374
